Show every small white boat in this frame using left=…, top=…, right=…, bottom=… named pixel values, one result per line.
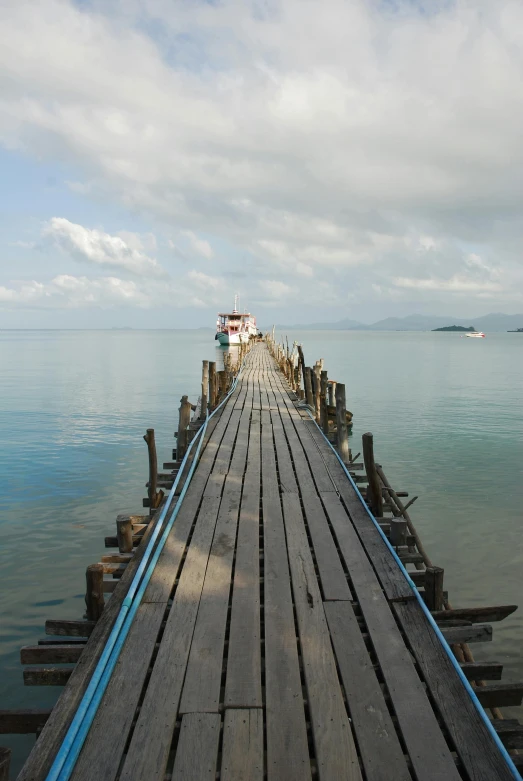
left=215, top=296, right=257, bottom=346
left=465, top=331, right=485, bottom=338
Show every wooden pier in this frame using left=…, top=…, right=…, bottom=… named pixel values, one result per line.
left=2, top=341, right=523, bottom=780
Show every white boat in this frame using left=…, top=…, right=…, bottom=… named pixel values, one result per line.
left=215, top=296, right=257, bottom=346
left=465, top=331, right=486, bottom=338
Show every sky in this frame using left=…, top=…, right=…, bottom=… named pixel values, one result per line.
left=0, top=0, right=522, bottom=328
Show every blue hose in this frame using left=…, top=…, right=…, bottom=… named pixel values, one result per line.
left=302, top=406, right=521, bottom=779
left=46, top=361, right=245, bottom=781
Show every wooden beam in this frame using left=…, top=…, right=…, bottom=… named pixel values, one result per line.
left=45, top=619, right=95, bottom=637
left=20, top=645, right=83, bottom=664
left=492, top=720, right=523, bottom=750
left=473, top=683, right=523, bottom=708
left=0, top=710, right=52, bottom=734
left=23, top=667, right=73, bottom=686
left=440, top=624, right=493, bottom=644
left=431, top=606, right=517, bottom=625
left=459, top=662, right=503, bottom=681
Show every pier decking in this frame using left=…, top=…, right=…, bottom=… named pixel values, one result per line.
left=15, top=343, right=519, bottom=780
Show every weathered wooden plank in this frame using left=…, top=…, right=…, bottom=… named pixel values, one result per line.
left=472, top=683, right=523, bottom=708
left=320, top=491, right=460, bottom=780
left=0, top=710, right=51, bottom=734
left=221, top=709, right=264, bottom=781
left=324, top=601, right=410, bottom=781
left=261, top=411, right=311, bottom=781
left=23, top=667, right=73, bottom=686
left=71, top=602, right=166, bottom=781
left=225, top=411, right=262, bottom=708
left=432, top=605, right=517, bottom=624
left=305, top=422, right=413, bottom=601
left=460, top=662, right=503, bottom=680
left=171, top=713, right=220, bottom=781
left=44, top=620, right=95, bottom=638
left=492, top=720, right=523, bottom=750
left=440, top=624, right=493, bottom=644
left=269, top=408, right=299, bottom=493
left=21, top=645, right=83, bottom=664
left=281, top=493, right=361, bottom=781
left=393, top=600, right=515, bottom=781
left=118, top=496, right=224, bottom=781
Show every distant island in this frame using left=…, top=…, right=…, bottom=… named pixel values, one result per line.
left=432, top=325, right=476, bottom=332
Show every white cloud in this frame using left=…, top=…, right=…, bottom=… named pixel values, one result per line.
left=0, top=0, right=522, bottom=320
left=187, top=270, right=223, bottom=291
left=259, top=280, right=293, bottom=300
left=393, top=276, right=503, bottom=294
left=0, top=275, right=150, bottom=308
left=181, top=231, right=214, bottom=259
left=42, top=218, right=167, bottom=278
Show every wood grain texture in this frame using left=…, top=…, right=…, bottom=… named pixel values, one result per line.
left=171, top=713, right=220, bottom=781
left=221, top=709, right=263, bottom=781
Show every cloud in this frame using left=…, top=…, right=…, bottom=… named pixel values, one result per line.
left=0, top=0, right=522, bottom=320
left=42, top=218, right=167, bottom=278
left=393, top=276, right=503, bottom=294
left=0, top=275, right=150, bottom=309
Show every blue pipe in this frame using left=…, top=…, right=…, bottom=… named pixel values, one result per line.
left=303, top=406, right=521, bottom=779
left=46, top=361, right=246, bottom=781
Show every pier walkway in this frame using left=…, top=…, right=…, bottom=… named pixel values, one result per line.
left=19, top=343, right=516, bottom=781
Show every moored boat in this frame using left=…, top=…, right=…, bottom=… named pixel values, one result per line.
left=465, top=331, right=486, bottom=338
left=215, top=296, right=257, bottom=345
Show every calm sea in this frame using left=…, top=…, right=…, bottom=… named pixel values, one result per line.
left=1, top=328, right=522, bottom=776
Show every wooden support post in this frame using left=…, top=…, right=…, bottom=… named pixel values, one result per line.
left=328, top=380, right=336, bottom=407
left=304, top=367, right=314, bottom=408
left=219, top=369, right=227, bottom=399
left=177, top=395, right=192, bottom=462
left=116, top=517, right=133, bottom=553
left=209, top=361, right=216, bottom=409
left=200, top=360, right=209, bottom=419
left=0, top=748, right=10, bottom=781
left=335, top=382, right=350, bottom=464
left=85, top=563, right=104, bottom=621
left=297, top=345, right=306, bottom=393
left=424, top=567, right=445, bottom=611
left=143, top=428, right=163, bottom=512
left=362, top=432, right=383, bottom=517
left=314, top=362, right=321, bottom=422
left=390, top=518, right=407, bottom=547
left=320, top=370, right=329, bottom=435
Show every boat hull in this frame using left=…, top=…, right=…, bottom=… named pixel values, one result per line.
left=216, top=331, right=249, bottom=346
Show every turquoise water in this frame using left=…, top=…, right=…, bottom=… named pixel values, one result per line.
left=1, top=328, right=523, bottom=776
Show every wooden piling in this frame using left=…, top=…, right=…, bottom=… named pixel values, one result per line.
left=313, top=362, right=321, bottom=422
left=328, top=380, right=336, bottom=408
left=390, top=518, right=407, bottom=547
left=177, top=396, right=192, bottom=462
left=304, top=367, right=314, bottom=408
left=0, top=748, right=10, bottom=781
left=209, top=361, right=217, bottom=409
left=200, top=360, right=209, bottom=419
left=335, top=382, right=350, bottom=464
left=425, top=567, right=445, bottom=611
left=143, top=429, right=163, bottom=511
left=320, top=370, right=329, bottom=435
left=362, top=432, right=383, bottom=517
left=85, top=564, right=104, bottom=621
left=117, top=517, right=133, bottom=554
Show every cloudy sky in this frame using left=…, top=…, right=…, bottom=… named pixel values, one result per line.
left=1, top=0, right=522, bottom=328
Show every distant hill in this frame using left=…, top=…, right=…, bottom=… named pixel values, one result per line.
left=273, top=313, right=523, bottom=332
left=432, top=325, right=475, bottom=332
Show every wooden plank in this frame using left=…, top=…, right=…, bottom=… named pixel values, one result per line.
left=281, top=492, right=361, bottom=781
left=171, top=713, right=220, bottom=781
left=440, top=624, right=493, bottom=644
left=320, top=491, right=461, bottom=780
left=221, top=709, right=264, bottom=781
left=432, top=606, right=517, bottom=624
left=473, top=683, right=523, bottom=708
left=492, top=720, right=523, bottom=750
left=21, top=645, right=83, bottom=664
left=44, top=620, right=94, bottom=638
left=305, top=422, right=412, bottom=601
left=393, top=600, right=515, bottom=781
left=0, top=710, right=51, bottom=734
left=269, top=408, right=298, bottom=493
left=460, top=662, right=503, bottom=680
left=225, top=411, right=262, bottom=708
left=23, top=667, right=72, bottom=686
left=179, top=464, right=247, bottom=712
left=261, top=411, right=311, bottom=781
left=71, top=602, right=166, bottom=781
left=118, top=496, right=224, bottom=781
left=324, top=601, right=410, bottom=781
